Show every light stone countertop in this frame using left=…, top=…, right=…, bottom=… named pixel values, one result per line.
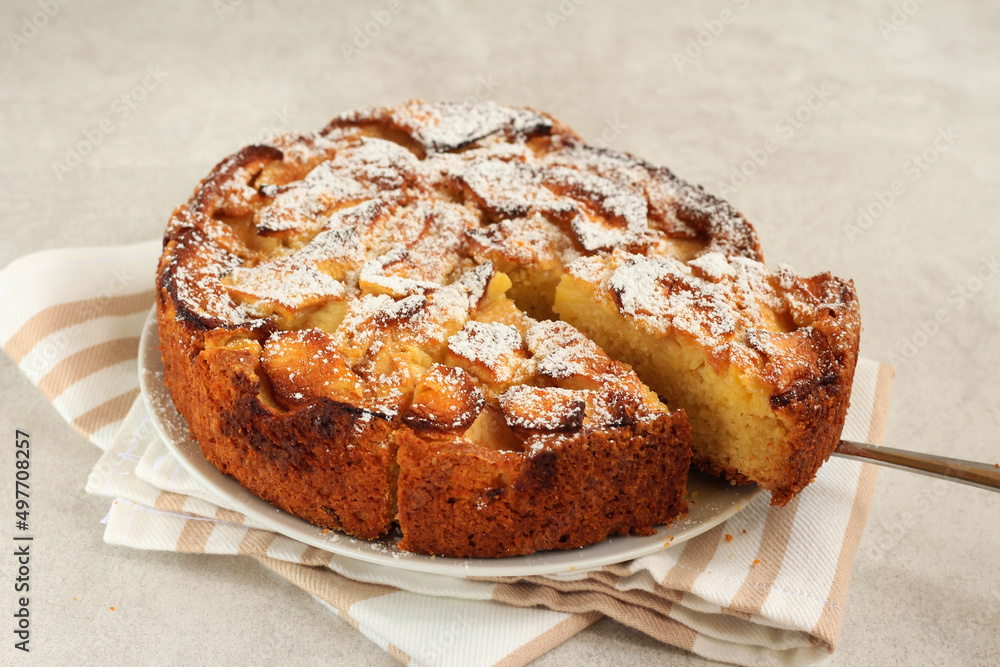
left=1, top=1, right=998, bottom=665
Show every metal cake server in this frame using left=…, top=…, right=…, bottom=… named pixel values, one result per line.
left=833, top=440, right=1000, bottom=493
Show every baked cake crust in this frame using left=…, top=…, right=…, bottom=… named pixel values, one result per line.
left=396, top=416, right=691, bottom=557
left=156, top=100, right=857, bottom=556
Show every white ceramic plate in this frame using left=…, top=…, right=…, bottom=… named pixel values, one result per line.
left=139, top=308, right=761, bottom=578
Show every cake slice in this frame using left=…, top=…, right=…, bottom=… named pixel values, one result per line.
left=553, top=249, right=860, bottom=505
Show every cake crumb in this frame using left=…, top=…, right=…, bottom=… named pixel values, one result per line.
left=753, top=559, right=761, bottom=565
left=725, top=534, right=733, bottom=543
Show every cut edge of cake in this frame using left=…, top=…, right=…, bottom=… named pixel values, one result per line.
left=553, top=250, right=860, bottom=505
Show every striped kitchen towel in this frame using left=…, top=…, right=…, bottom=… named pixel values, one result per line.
left=1, top=241, right=893, bottom=667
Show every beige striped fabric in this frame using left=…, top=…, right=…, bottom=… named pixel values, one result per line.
left=2, top=242, right=894, bottom=667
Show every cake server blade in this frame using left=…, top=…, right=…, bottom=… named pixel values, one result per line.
left=833, top=440, right=1000, bottom=493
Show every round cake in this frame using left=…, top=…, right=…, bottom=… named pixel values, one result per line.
left=155, top=100, right=860, bottom=557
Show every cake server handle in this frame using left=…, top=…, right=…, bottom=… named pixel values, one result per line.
left=833, top=440, right=1000, bottom=493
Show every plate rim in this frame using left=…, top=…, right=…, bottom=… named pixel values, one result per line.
left=139, top=306, right=761, bottom=578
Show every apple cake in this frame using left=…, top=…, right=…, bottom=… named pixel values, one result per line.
left=156, top=100, right=859, bottom=557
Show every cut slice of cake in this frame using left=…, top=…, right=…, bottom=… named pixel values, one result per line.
left=553, top=249, right=860, bottom=505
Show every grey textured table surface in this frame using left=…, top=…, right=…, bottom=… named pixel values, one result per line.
left=1, top=1, right=998, bottom=665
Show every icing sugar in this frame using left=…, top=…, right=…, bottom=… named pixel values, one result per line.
left=447, top=321, right=524, bottom=369
left=389, top=100, right=553, bottom=152
left=258, top=160, right=372, bottom=234
left=497, top=385, right=586, bottom=431
left=164, top=101, right=804, bottom=431
left=609, top=253, right=739, bottom=338
left=228, top=263, right=347, bottom=310
left=170, top=101, right=767, bottom=335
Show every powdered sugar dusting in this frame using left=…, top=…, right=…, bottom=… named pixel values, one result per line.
left=169, top=230, right=263, bottom=327
left=163, top=101, right=780, bottom=412
left=688, top=251, right=734, bottom=280
left=562, top=249, right=814, bottom=350
left=359, top=245, right=440, bottom=297
left=565, top=255, right=607, bottom=283
left=497, top=385, right=585, bottom=431
left=258, top=160, right=372, bottom=234
left=609, top=253, right=739, bottom=338
left=171, top=101, right=768, bottom=336
left=283, top=224, right=367, bottom=275
left=542, top=144, right=760, bottom=260
left=388, top=100, right=552, bottom=152
left=227, top=263, right=347, bottom=311
left=334, top=137, right=419, bottom=189
left=544, top=166, right=648, bottom=232
left=447, top=321, right=524, bottom=370
left=527, top=320, right=605, bottom=381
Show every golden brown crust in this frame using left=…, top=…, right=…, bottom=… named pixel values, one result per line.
left=156, top=287, right=399, bottom=539
left=396, top=412, right=691, bottom=558
left=157, top=236, right=471, bottom=543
